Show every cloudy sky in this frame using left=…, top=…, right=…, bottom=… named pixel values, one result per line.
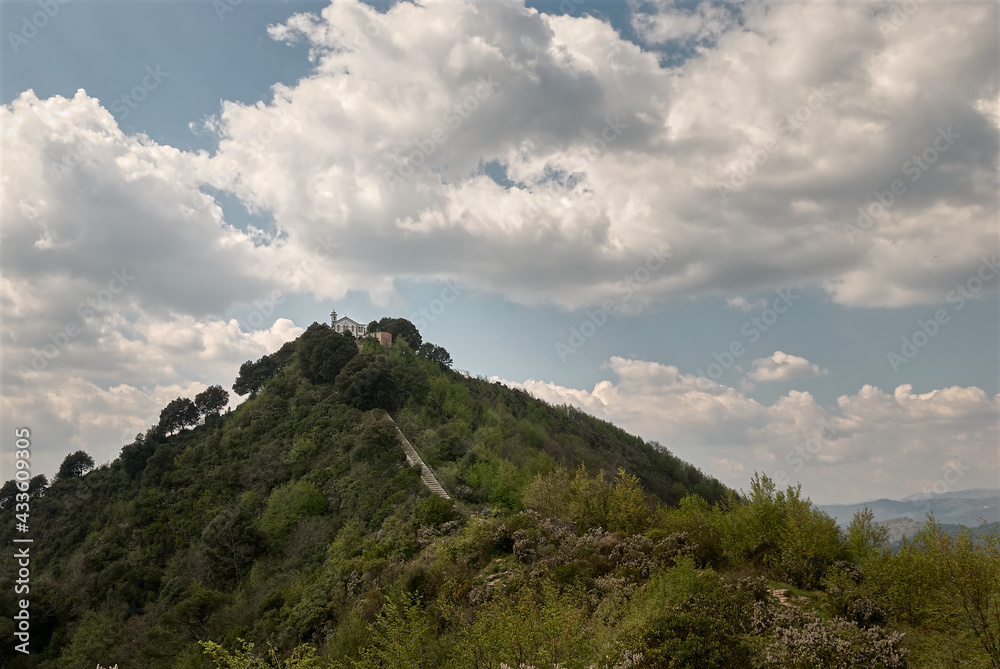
left=2, top=0, right=997, bottom=504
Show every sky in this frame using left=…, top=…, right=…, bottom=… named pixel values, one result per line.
left=1, top=0, right=997, bottom=505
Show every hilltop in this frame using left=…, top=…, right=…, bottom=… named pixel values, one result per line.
left=0, top=319, right=996, bottom=668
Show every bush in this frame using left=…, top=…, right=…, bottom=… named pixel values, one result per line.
left=823, top=562, right=887, bottom=629
left=261, top=481, right=327, bottom=539
left=763, top=612, right=908, bottom=669
left=634, top=609, right=750, bottom=669
left=415, top=495, right=457, bottom=527
left=202, top=639, right=320, bottom=668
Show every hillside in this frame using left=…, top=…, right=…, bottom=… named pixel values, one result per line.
left=0, top=321, right=727, bottom=667
left=1, top=320, right=997, bottom=668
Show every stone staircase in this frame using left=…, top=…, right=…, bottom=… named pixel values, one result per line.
left=385, top=414, right=451, bottom=500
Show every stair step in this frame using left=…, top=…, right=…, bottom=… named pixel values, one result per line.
left=385, top=413, right=451, bottom=500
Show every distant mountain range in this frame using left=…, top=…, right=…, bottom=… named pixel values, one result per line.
left=817, top=487, right=999, bottom=543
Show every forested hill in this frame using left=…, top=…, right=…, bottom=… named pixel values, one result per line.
left=0, top=319, right=730, bottom=667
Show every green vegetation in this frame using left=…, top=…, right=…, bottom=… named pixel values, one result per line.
left=0, top=318, right=996, bottom=668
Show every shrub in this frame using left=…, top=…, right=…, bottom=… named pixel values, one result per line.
left=522, top=466, right=571, bottom=519
left=202, top=638, right=320, bottom=668
left=763, top=612, right=908, bottom=669
left=415, top=495, right=458, bottom=527
left=634, top=609, right=750, bottom=669
left=454, top=584, right=598, bottom=669
left=261, top=481, right=327, bottom=539
left=823, top=562, right=887, bottom=629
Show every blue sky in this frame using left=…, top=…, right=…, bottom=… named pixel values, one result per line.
left=2, top=0, right=997, bottom=503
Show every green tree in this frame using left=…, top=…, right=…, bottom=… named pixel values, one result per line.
left=232, top=340, right=296, bottom=397
left=417, top=342, right=453, bottom=368
left=454, top=584, right=597, bottom=669
left=150, top=584, right=230, bottom=649
left=567, top=464, right=611, bottom=530
left=202, top=503, right=264, bottom=583
left=652, top=493, right=725, bottom=567
left=57, top=611, right=120, bottom=669
left=233, top=356, right=274, bottom=397
left=57, top=450, right=95, bottom=479
left=298, top=322, right=359, bottom=384
left=195, top=384, right=229, bottom=416
left=715, top=472, right=785, bottom=569
left=636, top=610, right=747, bottom=669
left=927, top=519, right=1000, bottom=666
left=846, top=506, right=890, bottom=564
left=775, top=484, right=844, bottom=588
left=377, top=317, right=423, bottom=349
left=158, top=397, right=199, bottom=435
left=0, top=473, right=49, bottom=512
left=334, top=353, right=402, bottom=412
left=608, top=467, right=650, bottom=533
left=522, top=466, right=572, bottom=519
left=874, top=532, right=943, bottom=625
left=0, top=480, right=16, bottom=510
left=354, top=594, right=435, bottom=669
left=28, top=474, right=47, bottom=499
left=120, top=433, right=156, bottom=479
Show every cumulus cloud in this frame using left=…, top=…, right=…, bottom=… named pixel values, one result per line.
left=748, top=351, right=828, bottom=382
left=0, top=89, right=309, bottom=476
left=631, top=0, right=736, bottom=48
left=497, top=357, right=999, bottom=503
left=204, top=0, right=998, bottom=310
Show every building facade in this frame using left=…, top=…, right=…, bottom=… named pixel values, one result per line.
left=368, top=331, right=392, bottom=347
left=331, top=311, right=366, bottom=336
left=330, top=311, right=392, bottom=347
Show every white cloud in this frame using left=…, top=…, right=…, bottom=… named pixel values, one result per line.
left=725, top=296, right=767, bottom=312
left=196, top=0, right=999, bottom=311
left=497, top=357, right=999, bottom=503
left=631, top=0, right=736, bottom=47
left=748, top=351, right=828, bottom=382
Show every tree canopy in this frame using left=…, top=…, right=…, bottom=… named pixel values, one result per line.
left=158, top=397, right=200, bottom=435
left=232, top=340, right=297, bottom=397
left=418, top=342, right=453, bottom=368
left=297, top=323, right=359, bottom=384
left=57, top=450, right=95, bottom=479
left=333, top=353, right=401, bottom=412
left=376, top=317, right=422, bottom=349
left=195, top=385, right=229, bottom=416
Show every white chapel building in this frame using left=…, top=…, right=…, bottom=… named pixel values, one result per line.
left=330, top=310, right=366, bottom=336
